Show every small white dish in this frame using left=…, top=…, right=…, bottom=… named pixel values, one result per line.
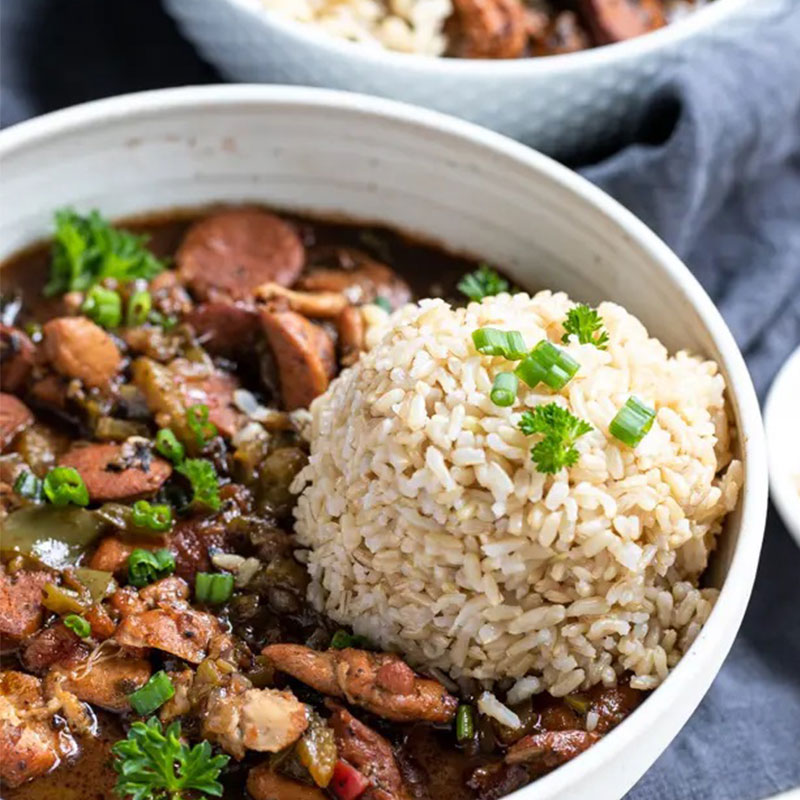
left=765, top=344, right=800, bottom=547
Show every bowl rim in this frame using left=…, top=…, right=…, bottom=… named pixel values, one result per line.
left=0, top=85, right=768, bottom=797
left=197, top=0, right=756, bottom=73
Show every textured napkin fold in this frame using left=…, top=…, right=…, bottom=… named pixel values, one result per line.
left=2, top=1, right=800, bottom=798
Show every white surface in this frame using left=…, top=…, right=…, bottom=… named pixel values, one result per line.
left=162, top=0, right=777, bottom=159
left=0, top=85, right=768, bottom=800
left=765, top=344, right=800, bottom=548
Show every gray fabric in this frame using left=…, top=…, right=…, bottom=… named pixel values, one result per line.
left=2, top=1, right=800, bottom=797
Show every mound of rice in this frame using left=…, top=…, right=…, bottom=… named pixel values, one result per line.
left=292, top=292, right=742, bottom=696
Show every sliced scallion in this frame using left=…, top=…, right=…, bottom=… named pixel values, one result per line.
left=63, top=614, right=91, bottom=639
left=13, top=470, right=44, bottom=501
left=43, top=467, right=89, bottom=507
left=515, top=340, right=579, bottom=391
left=126, top=290, right=152, bottom=327
left=490, top=373, right=518, bottom=407
left=81, top=285, right=122, bottom=329
left=128, top=548, right=176, bottom=588
left=127, top=670, right=175, bottom=716
left=195, top=572, right=234, bottom=605
left=456, top=704, right=475, bottom=742
left=472, top=328, right=527, bottom=360
left=131, top=500, right=172, bottom=532
left=155, top=428, right=185, bottom=465
left=609, top=396, right=655, bottom=447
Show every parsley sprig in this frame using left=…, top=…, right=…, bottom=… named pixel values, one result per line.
left=112, top=718, right=228, bottom=800
left=457, top=265, right=509, bottom=302
left=561, top=304, right=609, bottom=350
left=45, top=209, right=165, bottom=297
left=518, top=403, right=592, bottom=474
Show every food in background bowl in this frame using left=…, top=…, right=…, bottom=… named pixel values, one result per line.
left=258, top=0, right=709, bottom=57
left=1, top=201, right=739, bottom=800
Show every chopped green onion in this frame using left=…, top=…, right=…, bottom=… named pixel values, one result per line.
left=64, top=614, right=91, bottom=639
left=186, top=404, right=217, bottom=448
left=127, top=670, right=175, bottom=716
left=455, top=704, right=475, bottom=742
left=472, top=328, right=527, bottom=360
left=609, top=396, right=656, bottom=447
left=155, top=428, right=185, bottom=465
left=176, top=458, right=220, bottom=511
left=131, top=500, right=172, bottom=532
left=195, top=572, right=234, bottom=605
left=13, top=470, right=44, bottom=501
left=373, top=296, right=392, bottom=313
left=490, top=373, right=518, bottom=407
left=330, top=630, right=371, bottom=650
left=43, top=467, right=89, bottom=507
left=564, top=694, right=590, bottom=714
left=128, top=548, right=176, bottom=588
left=147, top=310, right=178, bottom=330
left=457, top=265, right=509, bottom=302
left=515, top=340, right=579, bottom=391
left=126, top=290, right=152, bottom=327
left=81, top=285, right=122, bottom=329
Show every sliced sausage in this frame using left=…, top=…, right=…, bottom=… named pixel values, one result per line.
left=448, top=0, right=528, bottom=59
left=247, top=764, right=327, bottom=800
left=298, top=250, right=411, bottom=309
left=184, top=302, right=261, bottom=358
left=177, top=210, right=305, bottom=301
left=173, top=361, right=244, bottom=439
left=0, top=568, right=50, bottom=645
left=58, top=442, right=172, bottom=502
left=0, top=393, right=34, bottom=451
left=0, top=324, right=35, bottom=394
left=42, top=316, right=122, bottom=388
left=579, top=0, right=666, bottom=44
left=260, top=309, right=336, bottom=411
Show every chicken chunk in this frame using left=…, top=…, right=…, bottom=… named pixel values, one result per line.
left=58, top=654, right=151, bottom=712
left=505, top=729, right=601, bottom=769
left=579, top=0, right=666, bottom=44
left=260, top=309, right=336, bottom=411
left=19, top=622, right=89, bottom=674
left=0, top=671, right=73, bottom=788
left=177, top=209, right=305, bottom=301
left=0, top=567, right=50, bottom=645
left=328, top=703, right=409, bottom=800
left=58, top=441, right=172, bottom=502
left=254, top=283, right=348, bottom=318
left=0, top=324, right=35, bottom=394
left=449, top=0, right=528, bottom=59
left=0, top=393, right=34, bottom=451
left=247, top=763, right=327, bottom=800
left=42, top=316, right=122, bottom=388
left=262, top=645, right=458, bottom=724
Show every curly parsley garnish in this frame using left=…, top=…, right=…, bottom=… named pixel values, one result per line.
left=518, top=403, right=592, bottom=474
left=112, top=718, right=228, bottom=800
left=457, top=265, right=510, bottom=302
left=561, top=304, right=609, bottom=350
left=176, top=458, right=221, bottom=512
left=45, top=208, right=165, bottom=297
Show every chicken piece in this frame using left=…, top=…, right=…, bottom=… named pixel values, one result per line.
left=83, top=603, right=117, bottom=640
left=114, top=601, right=222, bottom=663
left=262, top=645, right=458, bottom=724
left=466, top=761, right=530, bottom=799
left=260, top=309, right=336, bottom=411
left=159, top=668, right=194, bottom=723
left=138, top=575, right=191, bottom=605
left=184, top=301, right=261, bottom=358
left=0, top=393, right=34, bottom=451
left=203, top=681, right=309, bottom=759
left=0, top=671, right=74, bottom=788
left=58, top=441, right=172, bottom=502
left=449, top=0, right=528, bottom=58
left=0, top=567, right=50, bottom=646
left=587, top=682, right=643, bottom=733
left=42, top=316, right=122, bottom=388
left=579, top=0, right=666, bottom=44
left=149, top=269, right=194, bottom=318
left=328, top=703, right=409, bottom=800
left=177, top=210, right=305, bottom=301
left=247, top=763, right=327, bottom=800
left=528, top=9, right=590, bottom=56
left=298, top=252, right=411, bottom=310
left=29, top=374, right=69, bottom=413
left=337, top=306, right=365, bottom=367
left=254, top=283, right=348, bottom=318
left=505, top=729, right=601, bottom=769
left=19, top=622, right=89, bottom=674
left=0, top=324, right=35, bottom=394
left=89, top=535, right=158, bottom=576
left=58, top=654, right=151, bottom=712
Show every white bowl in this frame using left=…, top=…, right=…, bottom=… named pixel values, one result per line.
left=765, top=345, right=800, bottom=548
left=0, top=85, right=767, bottom=799
left=162, top=0, right=779, bottom=158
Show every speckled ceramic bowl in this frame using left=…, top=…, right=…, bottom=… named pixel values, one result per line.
left=163, top=0, right=777, bottom=158
left=0, top=85, right=767, bottom=799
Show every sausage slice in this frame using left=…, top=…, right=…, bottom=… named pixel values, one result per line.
left=579, top=0, right=666, bottom=44
left=177, top=210, right=305, bottom=301
left=0, top=568, right=50, bottom=645
left=58, top=442, right=172, bottom=502
left=42, top=317, right=122, bottom=389
left=184, top=302, right=261, bottom=358
left=0, top=393, right=34, bottom=451
left=0, top=324, right=35, bottom=394
left=259, top=309, right=336, bottom=411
